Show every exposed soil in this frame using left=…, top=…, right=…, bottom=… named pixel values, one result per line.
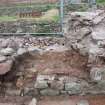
left=17, top=50, right=89, bottom=79
left=1, top=95, right=105, bottom=105
left=38, top=95, right=105, bottom=105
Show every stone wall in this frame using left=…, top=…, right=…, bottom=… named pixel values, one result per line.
left=64, top=9, right=105, bottom=95
left=1, top=9, right=105, bottom=97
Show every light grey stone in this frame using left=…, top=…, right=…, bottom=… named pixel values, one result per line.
left=28, top=47, right=42, bottom=55
left=0, top=48, right=15, bottom=56
left=29, top=98, right=37, bottom=105
left=65, top=82, right=82, bottom=94
left=77, top=100, right=89, bottom=105
left=34, top=81, right=48, bottom=89
left=40, top=89, right=59, bottom=96
left=0, top=55, right=7, bottom=63
left=92, top=30, right=105, bottom=41
left=90, top=67, right=105, bottom=81
left=17, top=48, right=27, bottom=55
left=89, top=43, right=105, bottom=56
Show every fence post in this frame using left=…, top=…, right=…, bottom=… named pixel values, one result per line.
left=89, top=0, right=96, bottom=8
left=60, top=0, right=64, bottom=35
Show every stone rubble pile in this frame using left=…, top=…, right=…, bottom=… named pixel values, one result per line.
left=64, top=9, right=105, bottom=95
left=0, top=36, right=65, bottom=76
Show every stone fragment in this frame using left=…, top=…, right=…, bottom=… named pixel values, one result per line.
left=36, top=75, right=55, bottom=81
left=24, top=88, right=39, bottom=96
left=28, top=47, right=41, bottom=55
left=0, top=55, right=7, bottom=63
left=0, top=48, right=15, bottom=56
left=77, top=100, right=89, bottom=105
left=1, top=38, right=19, bottom=50
left=0, top=60, right=13, bottom=75
left=46, top=44, right=68, bottom=52
left=40, top=89, right=59, bottom=96
left=76, top=28, right=91, bottom=40
left=17, top=48, right=27, bottom=55
left=6, top=89, right=21, bottom=96
left=29, top=98, right=37, bottom=105
left=89, top=44, right=105, bottom=56
left=92, top=30, right=105, bottom=41
left=50, top=80, right=64, bottom=90
left=34, top=81, right=48, bottom=89
left=90, top=67, right=105, bottom=81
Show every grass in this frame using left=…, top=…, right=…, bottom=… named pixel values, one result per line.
left=97, top=0, right=105, bottom=3
left=0, top=15, right=17, bottom=22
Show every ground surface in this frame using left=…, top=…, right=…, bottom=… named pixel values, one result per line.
left=1, top=95, right=105, bottom=105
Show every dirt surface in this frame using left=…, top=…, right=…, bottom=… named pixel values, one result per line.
left=38, top=95, right=105, bottom=105
left=1, top=95, right=105, bottom=105
left=18, top=50, right=88, bottom=79
left=0, top=96, right=32, bottom=105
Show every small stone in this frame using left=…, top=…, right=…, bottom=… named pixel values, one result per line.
left=28, top=47, right=41, bottom=55
left=17, top=48, right=27, bottom=55
left=29, top=98, right=37, bottom=105
left=40, top=89, right=59, bottom=96
left=60, top=90, right=67, bottom=94
left=0, top=60, right=13, bottom=75
left=36, top=75, right=55, bottom=81
left=0, top=48, right=15, bottom=56
left=77, top=100, right=89, bottom=105
left=24, top=88, right=39, bottom=96
left=0, top=55, right=7, bottom=63
left=34, top=81, right=48, bottom=89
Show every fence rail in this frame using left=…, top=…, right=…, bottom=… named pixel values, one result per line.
left=0, top=0, right=96, bottom=36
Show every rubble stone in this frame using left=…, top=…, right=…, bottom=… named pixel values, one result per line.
left=77, top=100, right=89, bottom=105
left=40, top=89, right=59, bottom=96
left=0, top=48, right=15, bottom=56
left=65, top=82, right=82, bottom=94
left=0, top=60, right=13, bottom=75
left=34, top=81, right=48, bottom=89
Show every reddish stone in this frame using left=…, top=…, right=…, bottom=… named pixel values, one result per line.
left=0, top=60, right=13, bottom=75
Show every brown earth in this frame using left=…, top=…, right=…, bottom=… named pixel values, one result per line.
left=1, top=95, right=105, bottom=105
left=17, top=50, right=89, bottom=79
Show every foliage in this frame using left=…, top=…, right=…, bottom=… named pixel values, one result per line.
left=97, top=0, right=105, bottom=3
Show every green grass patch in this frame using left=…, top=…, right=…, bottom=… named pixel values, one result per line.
left=0, top=15, right=17, bottom=22
left=97, top=0, right=105, bottom=3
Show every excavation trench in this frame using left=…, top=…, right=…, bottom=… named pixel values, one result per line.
left=0, top=48, right=89, bottom=97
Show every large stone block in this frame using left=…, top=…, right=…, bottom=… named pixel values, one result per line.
left=65, top=81, right=82, bottom=94
left=50, top=80, right=64, bottom=90
left=90, top=66, right=105, bottom=82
